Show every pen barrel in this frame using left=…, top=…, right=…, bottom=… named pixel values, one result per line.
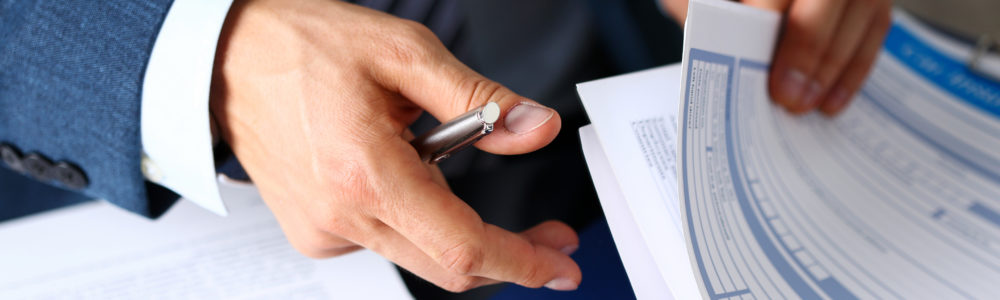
left=410, top=108, right=491, bottom=164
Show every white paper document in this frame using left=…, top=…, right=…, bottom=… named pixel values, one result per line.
left=578, top=66, right=699, bottom=300
left=579, top=0, right=1000, bottom=299
left=0, top=180, right=412, bottom=299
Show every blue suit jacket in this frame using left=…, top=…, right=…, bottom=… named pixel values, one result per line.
left=0, top=0, right=178, bottom=220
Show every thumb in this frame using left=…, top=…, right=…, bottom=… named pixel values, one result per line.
left=386, top=48, right=561, bottom=155
left=741, top=0, right=791, bottom=12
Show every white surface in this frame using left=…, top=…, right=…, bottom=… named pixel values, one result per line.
left=141, top=0, right=234, bottom=216
left=678, top=0, right=1000, bottom=298
left=0, top=181, right=412, bottom=299
left=578, top=65, right=701, bottom=300
left=482, top=102, right=501, bottom=123
left=579, top=125, right=672, bottom=300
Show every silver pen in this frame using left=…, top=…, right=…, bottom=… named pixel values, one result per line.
left=411, top=102, right=501, bottom=164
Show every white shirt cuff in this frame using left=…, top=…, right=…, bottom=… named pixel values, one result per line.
left=141, top=0, right=235, bottom=216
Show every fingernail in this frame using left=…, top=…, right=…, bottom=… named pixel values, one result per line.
left=560, top=245, right=579, bottom=256
left=778, top=69, right=807, bottom=105
left=504, top=101, right=554, bottom=134
left=799, top=81, right=823, bottom=110
left=823, top=87, right=851, bottom=113
left=544, top=278, right=578, bottom=291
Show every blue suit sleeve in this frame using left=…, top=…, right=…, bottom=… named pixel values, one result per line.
left=0, top=0, right=180, bottom=218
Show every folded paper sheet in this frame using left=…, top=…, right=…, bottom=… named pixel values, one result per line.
left=579, top=65, right=698, bottom=300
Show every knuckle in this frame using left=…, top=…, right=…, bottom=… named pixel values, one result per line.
left=793, top=35, right=826, bottom=57
left=334, top=159, right=372, bottom=198
left=455, top=77, right=504, bottom=113
left=439, top=242, right=484, bottom=276
left=382, top=38, right=426, bottom=66
left=396, top=19, right=436, bottom=40
left=439, top=275, right=479, bottom=293
left=382, top=39, right=425, bottom=71
left=312, top=212, right=357, bottom=236
left=816, top=57, right=850, bottom=85
left=381, top=20, right=435, bottom=65
left=322, top=158, right=382, bottom=215
left=823, top=48, right=853, bottom=70
left=307, top=203, right=347, bottom=233
left=518, top=262, right=548, bottom=288
left=782, top=27, right=825, bottom=58
left=352, top=222, right=393, bottom=253
left=307, top=202, right=358, bottom=236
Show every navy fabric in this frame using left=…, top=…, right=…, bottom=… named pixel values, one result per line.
left=0, top=0, right=178, bottom=218
left=0, top=167, right=91, bottom=222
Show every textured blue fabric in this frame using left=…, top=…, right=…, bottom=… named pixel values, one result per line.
left=0, top=0, right=178, bottom=218
left=0, top=167, right=91, bottom=222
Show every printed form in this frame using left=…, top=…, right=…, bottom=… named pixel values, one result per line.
left=679, top=0, right=1000, bottom=299
left=579, top=0, right=1000, bottom=299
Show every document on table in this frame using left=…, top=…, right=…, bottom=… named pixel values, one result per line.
left=578, top=0, right=1000, bottom=299
left=0, top=179, right=412, bottom=299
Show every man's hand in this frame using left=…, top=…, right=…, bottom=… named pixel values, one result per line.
left=210, top=0, right=579, bottom=292
left=661, top=0, right=892, bottom=116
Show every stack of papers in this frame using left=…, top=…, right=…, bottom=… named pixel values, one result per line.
left=579, top=0, right=1000, bottom=299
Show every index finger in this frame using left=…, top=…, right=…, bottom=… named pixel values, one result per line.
left=365, top=139, right=582, bottom=289
left=742, top=0, right=791, bottom=13
left=767, top=0, right=848, bottom=111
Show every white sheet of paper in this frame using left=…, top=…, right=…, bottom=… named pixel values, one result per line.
left=580, top=124, right=672, bottom=300
left=678, top=0, right=1000, bottom=299
left=578, top=65, right=701, bottom=300
left=0, top=180, right=412, bottom=299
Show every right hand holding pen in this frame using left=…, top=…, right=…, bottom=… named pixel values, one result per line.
left=208, top=0, right=580, bottom=293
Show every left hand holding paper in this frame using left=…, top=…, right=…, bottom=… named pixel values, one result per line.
left=660, top=0, right=892, bottom=116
